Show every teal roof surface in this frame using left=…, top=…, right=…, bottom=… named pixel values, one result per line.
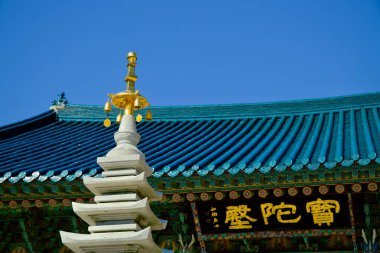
left=0, top=92, right=379, bottom=183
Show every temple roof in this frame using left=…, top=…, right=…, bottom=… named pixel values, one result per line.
left=0, top=92, right=380, bottom=183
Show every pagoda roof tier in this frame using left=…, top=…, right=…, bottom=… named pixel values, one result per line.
left=72, top=197, right=167, bottom=230
left=83, top=172, right=162, bottom=201
left=60, top=227, right=162, bottom=253
left=97, top=154, right=152, bottom=176
left=1, top=92, right=380, bottom=183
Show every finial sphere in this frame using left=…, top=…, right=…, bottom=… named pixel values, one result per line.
left=127, top=52, right=137, bottom=63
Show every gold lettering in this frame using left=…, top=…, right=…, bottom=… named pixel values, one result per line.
left=260, top=203, right=273, bottom=225
left=306, top=198, right=340, bottom=226
left=272, top=202, right=301, bottom=224
left=225, top=205, right=257, bottom=229
left=261, top=202, right=301, bottom=225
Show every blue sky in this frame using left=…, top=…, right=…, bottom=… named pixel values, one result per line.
left=0, top=0, right=379, bottom=126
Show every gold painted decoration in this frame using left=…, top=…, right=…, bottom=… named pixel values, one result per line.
left=63, top=199, right=71, bottom=207
left=258, top=189, right=268, bottom=198
left=186, top=193, right=196, bottom=202
left=21, top=200, right=30, bottom=208
left=200, top=192, right=210, bottom=201
left=103, top=118, right=111, bottom=127
left=335, top=184, right=345, bottom=194
left=351, top=183, right=362, bottom=193
left=243, top=190, right=253, bottom=199
left=229, top=191, right=240, bottom=200
left=0, top=201, right=3, bottom=209
left=368, top=182, right=378, bottom=192
left=273, top=188, right=284, bottom=197
left=318, top=185, right=329, bottom=195
left=35, top=199, right=43, bottom=208
left=136, top=114, right=143, bottom=122
left=215, top=192, right=225, bottom=201
left=172, top=194, right=181, bottom=203
left=302, top=186, right=313, bottom=196
left=76, top=198, right=84, bottom=203
left=9, top=200, right=17, bottom=209
left=287, top=187, right=298, bottom=197
left=49, top=199, right=57, bottom=207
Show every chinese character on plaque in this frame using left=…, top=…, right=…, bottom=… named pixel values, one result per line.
left=225, top=205, right=257, bottom=229
left=306, top=198, right=340, bottom=226
left=260, top=202, right=301, bottom=225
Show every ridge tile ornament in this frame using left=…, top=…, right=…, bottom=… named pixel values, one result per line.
left=60, top=52, right=167, bottom=253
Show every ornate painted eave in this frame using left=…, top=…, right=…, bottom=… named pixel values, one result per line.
left=0, top=92, right=380, bottom=183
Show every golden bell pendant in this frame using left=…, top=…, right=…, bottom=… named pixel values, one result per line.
left=134, top=97, right=141, bottom=110
left=104, top=101, right=112, bottom=112
left=146, top=110, right=152, bottom=121
left=116, top=112, right=123, bottom=124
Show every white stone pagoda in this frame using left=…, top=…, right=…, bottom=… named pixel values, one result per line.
left=60, top=52, right=167, bottom=253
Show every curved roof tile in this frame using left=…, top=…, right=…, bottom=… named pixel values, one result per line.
left=0, top=92, right=380, bottom=183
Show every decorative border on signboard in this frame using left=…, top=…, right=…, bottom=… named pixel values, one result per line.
left=190, top=202, right=207, bottom=253
left=198, top=228, right=353, bottom=241
left=348, top=193, right=358, bottom=253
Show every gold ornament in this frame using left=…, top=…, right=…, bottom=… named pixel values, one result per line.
left=146, top=110, right=152, bottom=121
left=116, top=112, right=123, bottom=124
left=103, top=118, right=111, bottom=127
left=136, top=114, right=143, bottom=122
left=104, top=100, right=112, bottom=112
left=134, top=97, right=141, bottom=110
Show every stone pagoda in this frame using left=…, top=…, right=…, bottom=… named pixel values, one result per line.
left=60, top=52, right=167, bottom=253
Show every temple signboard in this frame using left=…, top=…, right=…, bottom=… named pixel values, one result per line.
left=196, top=194, right=351, bottom=234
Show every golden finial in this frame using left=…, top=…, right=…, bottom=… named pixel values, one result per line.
left=104, top=52, right=151, bottom=126
left=127, top=52, right=137, bottom=63
left=125, top=52, right=138, bottom=92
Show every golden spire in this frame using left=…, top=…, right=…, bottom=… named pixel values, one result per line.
left=125, top=52, right=138, bottom=92
left=103, top=52, right=151, bottom=127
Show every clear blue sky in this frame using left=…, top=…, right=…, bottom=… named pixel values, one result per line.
left=0, top=0, right=379, bottom=126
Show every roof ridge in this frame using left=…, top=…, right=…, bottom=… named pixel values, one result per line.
left=67, top=91, right=380, bottom=109
left=57, top=92, right=380, bottom=121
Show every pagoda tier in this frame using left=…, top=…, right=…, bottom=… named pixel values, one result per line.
left=97, top=154, right=152, bottom=176
left=60, top=113, right=166, bottom=253
left=72, top=198, right=166, bottom=230
left=83, top=172, right=162, bottom=201
left=60, top=227, right=161, bottom=253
